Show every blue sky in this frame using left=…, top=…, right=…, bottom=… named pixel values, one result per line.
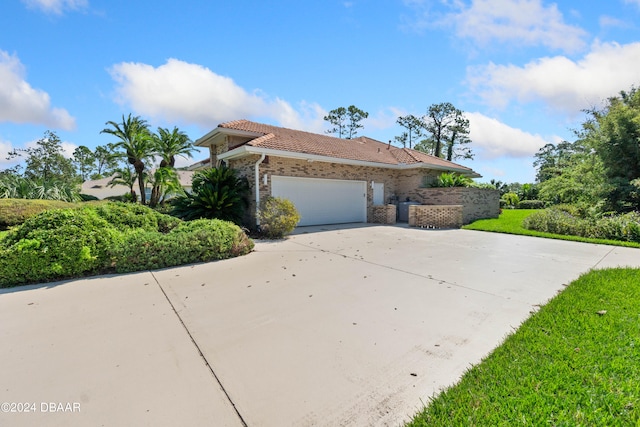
left=2, top=0, right=640, bottom=183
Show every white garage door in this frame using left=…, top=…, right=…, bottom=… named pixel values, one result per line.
left=271, top=176, right=367, bottom=226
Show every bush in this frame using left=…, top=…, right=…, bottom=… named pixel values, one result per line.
left=0, top=198, right=80, bottom=230
left=108, top=219, right=254, bottom=273
left=516, top=200, right=546, bottom=209
left=0, top=203, right=254, bottom=288
left=92, top=202, right=181, bottom=233
left=501, top=192, right=520, bottom=209
left=258, top=197, right=301, bottom=239
left=0, top=208, right=120, bottom=287
left=171, top=166, right=250, bottom=225
left=523, top=208, right=640, bottom=243
left=430, top=172, right=473, bottom=188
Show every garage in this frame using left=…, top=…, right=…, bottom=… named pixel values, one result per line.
left=271, top=176, right=367, bottom=226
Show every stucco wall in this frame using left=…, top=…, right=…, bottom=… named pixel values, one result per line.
left=408, top=187, right=500, bottom=224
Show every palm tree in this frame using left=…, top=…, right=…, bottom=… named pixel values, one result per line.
left=101, top=114, right=152, bottom=204
left=153, top=127, right=194, bottom=168
left=108, top=166, right=138, bottom=201
left=148, top=167, right=181, bottom=207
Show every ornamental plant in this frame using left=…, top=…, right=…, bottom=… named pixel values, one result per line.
left=258, top=197, right=301, bottom=239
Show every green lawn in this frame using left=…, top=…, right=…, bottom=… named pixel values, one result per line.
left=463, top=209, right=640, bottom=248
left=408, top=268, right=640, bottom=426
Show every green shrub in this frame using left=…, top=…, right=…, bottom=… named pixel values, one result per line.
left=516, top=200, right=546, bottom=209
left=0, top=203, right=254, bottom=288
left=501, top=192, right=520, bottom=209
left=523, top=208, right=640, bottom=243
left=0, top=198, right=80, bottom=230
left=108, top=219, right=253, bottom=273
left=0, top=208, right=120, bottom=287
left=430, top=172, right=473, bottom=188
left=258, top=197, right=301, bottom=239
left=171, top=166, right=250, bottom=224
left=92, top=202, right=181, bottom=233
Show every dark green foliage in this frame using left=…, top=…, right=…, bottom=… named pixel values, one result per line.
left=171, top=166, right=249, bottom=224
left=0, top=208, right=119, bottom=287
left=258, top=197, right=301, bottom=239
left=430, top=172, right=473, bottom=188
left=324, top=105, right=369, bottom=139
left=516, top=200, right=546, bottom=209
left=524, top=208, right=640, bottom=243
left=0, top=199, right=80, bottom=230
left=7, top=130, right=77, bottom=186
left=0, top=202, right=253, bottom=288
left=107, top=219, right=253, bottom=273
left=91, top=201, right=180, bottom=233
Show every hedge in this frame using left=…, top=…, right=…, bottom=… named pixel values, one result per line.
left=0, top=203, right=254, bottom=288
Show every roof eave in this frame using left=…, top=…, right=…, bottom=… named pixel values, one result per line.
left=219, top=146, right=481, bottom=176
left=195, top=126, right=264, bottom=147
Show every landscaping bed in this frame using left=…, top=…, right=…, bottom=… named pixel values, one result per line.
left=0, top=202, right=254, bottom=288
left=463, top=209, right=640, bottom=248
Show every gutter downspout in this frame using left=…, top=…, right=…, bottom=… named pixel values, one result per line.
left=254, top=154, right=266, bottom=227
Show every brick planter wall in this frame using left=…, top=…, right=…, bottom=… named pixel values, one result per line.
left=408, top=205, right=463, bottom=228
left=368, top=204, right=396, bottom=224
left=408, top=187, right=499, bottom=224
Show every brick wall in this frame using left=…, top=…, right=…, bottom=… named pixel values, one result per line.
left=368, top=204, right=396, bottom=224
left=408, top=205, right=463, bottom=228
left=229, top=156, right=400, bottom=225
left=227, top=154, right=496, bottom=226
left=408, top=187, right=499, bottom=224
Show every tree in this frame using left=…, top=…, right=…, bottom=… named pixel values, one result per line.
left=7, top=130, right=76, bottom=185
left=419, top=102, right=473, bottom=161
left=445, top=113, right=473, bottom=161
left=345, top=105, right=369, bottom=139
left=93, top=144, right=120, bottom=179
left=324, top=105, right=369, bottom=139
left=324, top=107, right=347, bottom=138
left=152, top=127, right=195, bottom=168
left=101, top=114, right=153, bottom=204
left=396, top=115, right=423, bottom=149
left=73, top=146, right=95, bottom=181
left=148, top=167, right=181, bottom=207
left=108, top=166, right=138, bottom=201
left=533, top=140, right=585, bottom=183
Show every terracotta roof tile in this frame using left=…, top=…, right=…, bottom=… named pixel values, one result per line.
left=218, top=119, right=474, bottom=172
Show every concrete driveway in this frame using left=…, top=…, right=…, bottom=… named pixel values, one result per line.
left=1, top=225, right=639, bottom=426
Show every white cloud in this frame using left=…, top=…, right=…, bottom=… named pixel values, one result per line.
left=403, top=0, right=587, bottom=52
left=109, top=58, right=325, bottom=132
left=364, top=107, right=407, bottom=133
left=624, top=0, right=640, bottom=7
left=467, top=112, right=555, bottom=158
left=0, top=51, right=76, bottom=130
left=0, top=137, right=15, bottom=166
left=450, top=0, right=587, bottom=52
left=466, top=41, right=640, bottom=114
left=22, top=0, right=88, bottom=15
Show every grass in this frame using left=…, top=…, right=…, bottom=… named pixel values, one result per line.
left=463, top=209, right=640, bottom=248
left=408, top=268, right=640, bottom=426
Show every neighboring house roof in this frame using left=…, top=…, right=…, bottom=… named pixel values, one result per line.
left=80, top=170, right=194, bottom=200
left=196, top=119, right=480, bottom=177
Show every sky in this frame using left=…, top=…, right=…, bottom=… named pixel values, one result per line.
left=2, top=0, right=640, bottom=183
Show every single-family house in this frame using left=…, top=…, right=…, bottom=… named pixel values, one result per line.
left=195, top=120, right=498, bottom=227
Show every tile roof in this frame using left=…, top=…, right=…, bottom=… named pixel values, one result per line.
left=217, top=120, right=475, bottom=173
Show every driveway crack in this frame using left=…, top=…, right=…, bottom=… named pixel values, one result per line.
left=151, top=272, right=249, bottom=427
